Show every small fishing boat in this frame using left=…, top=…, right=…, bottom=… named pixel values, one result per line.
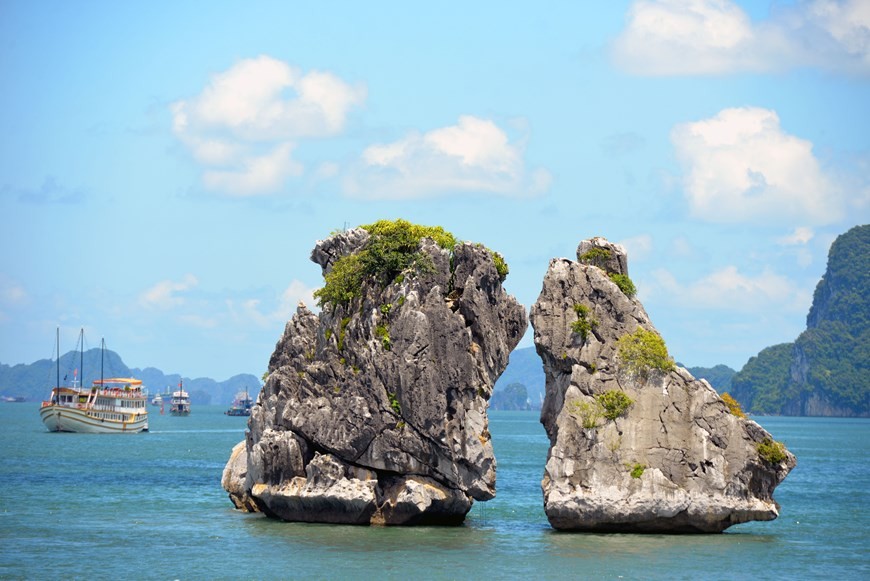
left=225, top=387, right=253, bottom=416
left=169, top=382, right=191, bottom=416
left=40, top=329, right=148, bottom=434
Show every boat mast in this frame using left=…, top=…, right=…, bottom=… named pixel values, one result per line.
left=100, top=338, right=105, bottom=386
left=78, top=328, right=84, bottom=388
left=56, top=326, right=60, bottom=390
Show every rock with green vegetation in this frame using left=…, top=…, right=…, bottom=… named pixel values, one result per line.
left=531, top=237, right=795, bottom=533
left=223, top=219, right=527, bottom=525
left=731, top=224, right=869, bottom=417
left=490, top=382, right=532, bottom=411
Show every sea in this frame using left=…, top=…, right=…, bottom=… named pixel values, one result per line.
left=0, top=403, right=867, bottom=580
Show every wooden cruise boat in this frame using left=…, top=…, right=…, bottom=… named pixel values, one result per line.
left=40, top=330, right=148, bottom=434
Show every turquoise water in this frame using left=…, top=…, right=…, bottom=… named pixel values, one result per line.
left=0, top=404, right=867, bottom=580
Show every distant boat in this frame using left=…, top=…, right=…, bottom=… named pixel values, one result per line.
left=39, top=329, right=148, bottom=434
left=169, top=381, right=191, bottom=416
left=151, top=393, right=163, bottom=407
left=2, top=396, right=26, bottom=403
left=225, top=387, right=253, bottom=416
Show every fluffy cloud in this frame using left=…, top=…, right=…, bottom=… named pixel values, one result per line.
left=344, top=116, right=551, bottom=199
left=648, top=266, right=811, bottom=313
left=612, top=0, right=870, bottom=76
left=139, top=274, right=198, bottom=310
left=171, top=55, right=365, bottom=196
left=0, top=277, right=28, bottom=306
left=618, top=234, right=654, bottom=262
left=671, top=107, right=841, bottom=224
left=201, top=143, right=303, bottom=196
left=232, top=280, right=317, bottom=328
left=777, top=227, right=815, bottom=245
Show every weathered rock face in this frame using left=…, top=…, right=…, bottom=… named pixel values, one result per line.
left=223, top=227, right=527, bottom=525
left=531, top=238, right=795, bottom=533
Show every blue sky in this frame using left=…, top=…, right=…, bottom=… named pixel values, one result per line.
left=1, top=0, right=868, bottom=382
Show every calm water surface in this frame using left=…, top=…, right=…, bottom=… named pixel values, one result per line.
left=0, top=404, right=867, bottom=580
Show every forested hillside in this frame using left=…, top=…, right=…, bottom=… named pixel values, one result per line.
left=731, top=225, right=869, bottom=416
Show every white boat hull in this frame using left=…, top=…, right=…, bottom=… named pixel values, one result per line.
left=40, top=405, right=148, bottom=434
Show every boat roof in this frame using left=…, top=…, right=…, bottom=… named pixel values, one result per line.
left=92, top=378, right=143, bottom=385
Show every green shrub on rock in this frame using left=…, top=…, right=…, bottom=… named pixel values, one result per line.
left=314, top=219, right=458, bottom=308
left=571, top=303, right=598, bottom=341
left=757, top=437, right=787, bottom=464
left=608, top=273, right=637, bottom=298
left=721, top=392, right=746, bottom=418
left=568, top=400, right=603, bottom=429
left=492, top=251, right=509, bottom=282
left=595, top=390, right=633, bottom=420
left=616, top=327, right=676, bottom=381
left=579, top=247, right=613, bottom=268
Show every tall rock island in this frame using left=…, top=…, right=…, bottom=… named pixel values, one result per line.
left=530, top=237, right=795, bottom=532
left=222, top=220, right=527, bottom=525
left=731, top=224, right=869, bottom=417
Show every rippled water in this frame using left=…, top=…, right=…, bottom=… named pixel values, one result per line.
left=0, top=404, right=866, bottom=580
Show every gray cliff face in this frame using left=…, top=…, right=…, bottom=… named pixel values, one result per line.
left=223, top=228, right=527, bottom=525
left=531, top=239, right=795, bottom=533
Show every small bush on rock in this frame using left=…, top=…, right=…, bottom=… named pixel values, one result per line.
left=314, top=219, right=457, bottom=307
left=571, top=303, right=597, bottom=341
left=579, top=247, right=612, bottom=269
left=616, top=327, right=676, bottom=381
left=492, top=251, right=509, bottom=282
left=757, top=438, right=787, bottom=464
left=595, top=390, right=633, bottom=420
left=721, top=393, right=746, bottom=418
left=568, top=400, right=602, bottom=429
left=608, top=273, right=637, bottom=298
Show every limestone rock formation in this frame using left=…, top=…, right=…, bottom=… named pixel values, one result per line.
left=732, top=224, right=869, bottom=417
left=531, top=237, right=795, bottom=532
left=223, top=222, right=527, bottom=525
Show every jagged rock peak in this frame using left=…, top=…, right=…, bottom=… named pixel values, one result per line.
left=223, top=219, right=528, bottom=525
left=577, top=237, right=628, bottom=276
left=531, top=236, right=795, bottom=533
left=310, top=227, right=370, bottom=276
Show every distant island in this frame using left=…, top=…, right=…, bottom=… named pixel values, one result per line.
left=0, top=348, right=260, bottom=406
left=730, top=224, right=869, bottom=417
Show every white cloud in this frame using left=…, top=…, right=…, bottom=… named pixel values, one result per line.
left=201, top=143, right=303, bottom=196
left=777, top=226, right=815, bottom=245
left=139, top=274, right=198, bottom=310
left=648, top=266, right=811, bottom=313
left=345, top=116, right=551, bottom=199
left=173, top=55, right=366, bottom=141
left=671, top=107, right=841, bottom=224
left=232, top=280, right=317, bottom=328
left=612, top=0, right=870, bottom=76
left=618, top=234, right=653, bottom=263
left=0, top=277, right=28, bottom=306
left=171, top=55, right=365, bottom=196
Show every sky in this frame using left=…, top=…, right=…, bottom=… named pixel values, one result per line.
left=1, top=0, right=868, bottom=383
